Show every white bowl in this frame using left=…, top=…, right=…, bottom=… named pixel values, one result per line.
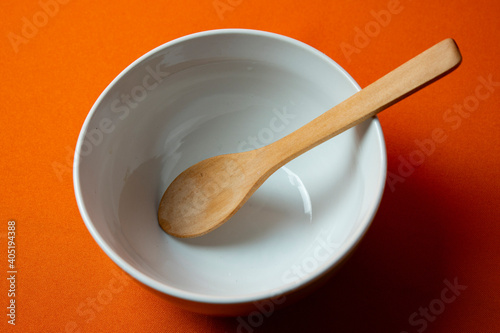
left=73, top=29, right=386, bottom=315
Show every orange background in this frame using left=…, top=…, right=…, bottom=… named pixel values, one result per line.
left=1, top=0, right=499, bottom=332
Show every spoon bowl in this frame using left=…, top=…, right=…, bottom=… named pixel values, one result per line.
left=74, top=29, right=453, bottom=314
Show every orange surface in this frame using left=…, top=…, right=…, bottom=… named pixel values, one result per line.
left=1, top=0, right=499, bottom=332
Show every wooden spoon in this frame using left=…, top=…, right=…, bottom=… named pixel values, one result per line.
left=158, top=38, right=461, bottom=238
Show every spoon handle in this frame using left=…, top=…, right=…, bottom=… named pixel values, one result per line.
left=260, top=38, right=462, bottom=170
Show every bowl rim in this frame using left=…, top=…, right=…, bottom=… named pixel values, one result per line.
left=73, top=28, right=387, bottom=305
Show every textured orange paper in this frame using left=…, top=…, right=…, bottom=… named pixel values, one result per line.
left=1, top=0, right=499, bottom=332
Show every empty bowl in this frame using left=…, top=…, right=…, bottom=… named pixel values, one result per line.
left=73, top=29, right=386, bottom=315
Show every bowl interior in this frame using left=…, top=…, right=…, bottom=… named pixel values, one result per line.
left=74, top=30, right=386, bottom=303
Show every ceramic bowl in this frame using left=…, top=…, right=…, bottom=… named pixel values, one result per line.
left=74, top=29, right=386, bottom=316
